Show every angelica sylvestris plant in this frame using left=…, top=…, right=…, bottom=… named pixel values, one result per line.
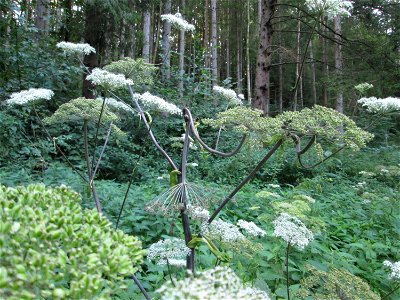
left=213, top=85, right=243, bottom=106
left=0, top=184, right=144, bottom=300
left=56, top=41, right=96, bottom=55
left=358, top=97, right=400, bottom=113
left=156, top=266, right=271, bottom=300
left=273, top=213, right=314, bottom=300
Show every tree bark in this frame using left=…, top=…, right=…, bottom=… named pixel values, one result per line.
left=142, top=6, right=151, bottom=63
left=236, top=23, right=242, bottom=94
left=211, top=0, right=218, bottom=86
left=309, top=39, right=317, bottom=105
left=161, top=0, right=172, bottom=82
left=246, top=0, right=252, bottom=101
left=83, top=4, right=106, bottom=98
left=152, top=2, right=162, bottom=64
left=204, top=0, right=210, bottom=70
left=35, top=0, right=50, bottom=33
left=178, top=0, right=186, bottom=97
left=322, top=16, right=329, bottom=107
left=293, top=14, right=301, bottom=111
left=254, top=0, right=277, bottom=116
left=334, top=15, right=343, bottom=113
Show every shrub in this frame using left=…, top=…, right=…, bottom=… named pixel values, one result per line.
left=0, top=184, right=145, bottom=299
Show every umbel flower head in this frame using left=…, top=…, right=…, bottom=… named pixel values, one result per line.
left=358, top=97, right=400, bottom=113
left=273, top=213, right=314, bottom=250
left=383, top=260, right=400, bottom=281
left=354, top=82, right=373, bottom=94
left=56, top=41, right=96, bottom=55
left=86, top=68, right=133, bottom=90
left=237, top=220, right=266, bottom=237
left=305, top=0, right=353, bottom=18
left=103, top=97, right=134, bottom=113
left=136, top=92, right=181, bottom=115
left=5, top=88, right=54, bottom=105
left=147, top=238, right=190, bottom=267
left=213, top=86, right=243, bottom=106
left=156, top=266, right=271, bottom=300
left=161, top=13, right=195, bottom=32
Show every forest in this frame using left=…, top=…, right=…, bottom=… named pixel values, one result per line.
left=0, top=0, right=399, bottom=299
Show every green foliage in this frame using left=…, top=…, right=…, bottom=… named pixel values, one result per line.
left=0, top=184, right=145, bottom=299
left=297, top=266, right=380, bottom=300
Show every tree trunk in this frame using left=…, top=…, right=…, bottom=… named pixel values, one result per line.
left=334, top=15, right=343, bottom=113
left=254, top=0, right=277, bottom=116
left=293, top=14, right=301, bottom=111
left=236, top=24, right=242, bottom=94
left=211, top=0, right=218, bottom=86
left=322, top=16, right=329, bottom=107
left=142, top=6, right=151, bottom=63
left=204, top=0, right=210, bottom=70
left=83, top=4, right=106, bottom=98
left=35, top=0, right=50, bottom=33
left=178, top=0, right=186, bottom=97
left=246, top=0, right=252, bottom=102
left=161, top=0, right=172, bottom=82
left=153, top=2, right=162, bottom=64
left=309, top=39, right=317, bottom=105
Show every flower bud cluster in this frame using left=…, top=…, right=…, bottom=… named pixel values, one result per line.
left=5, top=88, right=54, bottom=105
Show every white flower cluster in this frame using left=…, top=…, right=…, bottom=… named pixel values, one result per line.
left=138, top=92, right=181, bottom=115
left=305, top=0, right=353, bottom=18
left=86, top=68, right=133, bottom=90
left=202, top=219, right=246, bottom=243
left=358, top=97, right=400, bottom=113
left=213, top=86, right=243, bottom=106
left=103, top=97, right=133, bottom=113
left=161, top=13, right=195, bottom=32
left=147, top=238, right=190, bottom=267
left=56, top=41, right=96, bottom=55
left=188, top=205, right=210, bottom=221
left=5, top=88, right=54, bottom=105
left=268, top=183, right=280, bottom=189
left=383, top=260, right=400, bottom=281
left=273, top=213, right=314, bottom=250
left=354, top=82, right=373, bottom=94
left=157, top=266, right=271, bottom=300
left=237, top=220, right=266, bottom=237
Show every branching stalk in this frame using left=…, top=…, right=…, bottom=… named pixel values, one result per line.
left=208, top=139, right=284, bottom=224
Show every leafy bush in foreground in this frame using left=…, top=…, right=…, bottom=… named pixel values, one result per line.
left=0, top=184, right=145, bottom=299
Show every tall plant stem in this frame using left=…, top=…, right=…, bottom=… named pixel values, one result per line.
left=180, top=115, right=195, bottom=272
left=31, top=104, right=88, bottom=183
left=83, top=120, right=102, bottom=214
left=90, top=96, right=107, bottom=172
left=131, top=274, right=152, bottom=300
left=115, top=141, right=146, bottom=229
left=91, top=122, right=113, bottom=183
left=128, top=85, right=178, bottom=171
left=208, top=138, right=283, bottom=224
left=286, top=243, right=291, bottom=300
